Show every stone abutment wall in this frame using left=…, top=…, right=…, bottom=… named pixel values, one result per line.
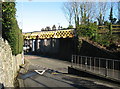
left=0, top=37, right=24, bottom=87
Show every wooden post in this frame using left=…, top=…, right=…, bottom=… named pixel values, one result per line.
left=109, top=23, right=112, bottom=35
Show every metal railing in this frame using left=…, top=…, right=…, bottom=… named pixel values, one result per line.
left=71, top=55, right=120, bottom=81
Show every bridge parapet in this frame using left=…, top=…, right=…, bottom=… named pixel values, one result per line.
left=71, top=55, right=120, bottom=81
left=23, top=29, right=75, bottom=39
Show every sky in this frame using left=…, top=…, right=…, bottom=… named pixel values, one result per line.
left=16, top=1, right=119, bottom=33
left=16, top=2, right=69, bottom=32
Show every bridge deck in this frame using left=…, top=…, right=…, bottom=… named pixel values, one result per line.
left=23, top=29, right=75, bottom=39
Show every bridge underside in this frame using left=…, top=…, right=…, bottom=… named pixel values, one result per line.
left=24, top=38, right=77, bottom=61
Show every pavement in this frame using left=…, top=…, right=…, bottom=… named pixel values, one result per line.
left=17, top=54, right=120, bottom=89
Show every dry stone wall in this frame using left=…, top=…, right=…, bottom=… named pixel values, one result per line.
left=0, top=37, right=24, bottom=87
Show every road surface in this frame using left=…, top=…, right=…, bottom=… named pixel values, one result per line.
left=17, top=55, right=120, bottom=89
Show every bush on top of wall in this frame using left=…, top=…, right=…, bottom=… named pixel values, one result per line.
left=2, top=2, right=23, bottom=55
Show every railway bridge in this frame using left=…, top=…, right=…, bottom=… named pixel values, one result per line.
left=23, top=29, right=77, bottom=61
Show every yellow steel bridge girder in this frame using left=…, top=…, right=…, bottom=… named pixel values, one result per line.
left=23, top=29, right=75, bottom=39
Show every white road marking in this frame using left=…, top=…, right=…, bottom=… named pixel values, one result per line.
left=34, top=70, right=46, bottom=75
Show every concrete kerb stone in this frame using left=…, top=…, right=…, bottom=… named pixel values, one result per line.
left=19, top=60, right=29, bottom=74
left=17, top=60, right=30, bottom=88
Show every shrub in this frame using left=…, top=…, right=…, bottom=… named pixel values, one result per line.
left=2, top=2, right=23, bottom=55
left=77, top=23, right=98, bottom=41
left=67, top=25, right=73, bottom=29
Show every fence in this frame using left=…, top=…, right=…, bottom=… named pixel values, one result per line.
left=98, top=24, right=120, bottom=34
left=71, top=55, right=120, bottom=81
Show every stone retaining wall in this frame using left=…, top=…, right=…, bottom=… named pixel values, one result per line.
left=0, top=37, right=24, bottom=87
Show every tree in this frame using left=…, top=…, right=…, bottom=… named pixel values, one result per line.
left=52, top=25, right=56, bottom=30
left=118, top=2, right=120, bottom=21
left=62, top=2, right=73, bottom=26
left=2, top=2, right=23, bottom=55
left=80, top=2, right=96, bottom=25
left=58, top=25, right=61, bottom=30
left=60, top=26, right=62, bottom=29
left=45, top=26, right=51, bottom=31
left=96, top=2, right=109, bottom=25
left=41, top=28, right=45, bottom=31
left=63, top=1, right=80, bottom=29
left=63, top=1, right=96, bottom=28
left=109, top=6, right=116, bottom=24
left=97, top=12, right=104, bottom=25
left=72, top=2, right=80, bottom=28
left=110, top=2, right=119, bottom=22
left=67, top=25, right=73, bottom=29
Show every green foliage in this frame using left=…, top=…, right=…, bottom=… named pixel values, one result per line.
left=67, top=25, right=73, bottom=29
left=77, top=23, right=98, bottom=40
left=109, top=6, right=117, bottom=24
left=109, top=6, right=113, bottom=23
left=104, top=21, right=111, bottom=25
left=76, top=22, right=115, bottom=47
left=95, top=34, right=111, bottom=47
left=2, top=2, right=23, bottom=55
left=96, top=34, right=120, bottom=47
left=18, top=29, right=23, bottom=54
left=97, top=12, right=104, bottom=25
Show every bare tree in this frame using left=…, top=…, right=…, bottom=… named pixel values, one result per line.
left=62, top=2, right=74, bottom=26
left=79, top=2, right=96, bottom=24
left=63, top=1, right=82, bottom=28
left=72, top=2, right=96, bottom=26
left=63, top=1, right=81, bottom=28
left=72, top=1, right=80, bottom=28
left=63, top=1, right=114, bottom=27
left=63, top=1, right=96, bottom=28
left=95, top=2, right=109, bottom=25
left=118, top=1, right=120, bottom=21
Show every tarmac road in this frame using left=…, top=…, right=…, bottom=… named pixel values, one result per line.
left=17, top=55, right=120, bottom=89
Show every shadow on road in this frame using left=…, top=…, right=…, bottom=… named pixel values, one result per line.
left=18, top=68, right=114, bottom=89
left=24, top=52, right=71, bottom=62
